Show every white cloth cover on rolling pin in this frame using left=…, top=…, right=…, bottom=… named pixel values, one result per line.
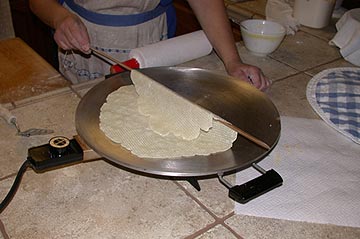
left=129, top=30, right=213, bottom=68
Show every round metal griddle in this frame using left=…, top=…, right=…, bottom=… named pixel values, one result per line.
left=75, top=67, right=281, bottom=177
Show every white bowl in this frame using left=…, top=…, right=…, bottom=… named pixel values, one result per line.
left=240, top=19, right=286, bottom=56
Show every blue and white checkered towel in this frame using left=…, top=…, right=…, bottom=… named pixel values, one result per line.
left=307, top=67, right=360, bottom=144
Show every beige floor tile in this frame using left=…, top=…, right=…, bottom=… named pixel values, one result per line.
left=0, top=102, right=13, bottom=110
left=0, top=214, right=9, bottom=239
left=1, top=161, right=214, bottom=238
left=305, top=58, right=357, bottom=76
left=177, top=175, right=236, bottom=218
left=0, top=92, right=79, bottom=177
left=266, top=73, right=319, bottom=119
left=270, top=31, right=341, bottom=71
left=299, top=18, right=338, bottom=42
left=180, top=45, right=299, bottom=84
left=195, top=224, right=238, bottom=239
left=13, top=87, right=72, bottom=107
left=178, top=52, right=227, bottom=74
left=70, top=77, right=105, bottom=97
left=74, top=88, right=92, bottom=98
left=237, top=45, right=299, bottom=81
left=225, top=214, right=360, bottom=239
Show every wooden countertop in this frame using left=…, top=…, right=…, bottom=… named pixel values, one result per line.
left=0, top=37, right=69, bottom=104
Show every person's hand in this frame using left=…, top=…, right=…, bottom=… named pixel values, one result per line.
left=53, top=13, right=90, bottom=54
left=225, top=60, right=271, bottom=91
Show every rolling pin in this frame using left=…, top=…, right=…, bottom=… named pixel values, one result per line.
left=110, top=30, right=213, bottom=73
left=0, top=104, right=19, bottom=130
left=0, top=104, right=54, bottom=137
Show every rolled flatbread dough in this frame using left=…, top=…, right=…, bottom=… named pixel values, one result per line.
left=100, top=85, right=237, bottom=158
left=131, top=70, right=213, bottom=140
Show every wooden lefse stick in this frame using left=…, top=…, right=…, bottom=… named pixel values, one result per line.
left=214, top=118, right=270, bottom=150
left=91, top=47, right=133, bottom=71
left=91, top=47, right=270, bottom=150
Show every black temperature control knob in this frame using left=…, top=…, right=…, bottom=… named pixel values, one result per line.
left=49, top=136, right=70, bottom=158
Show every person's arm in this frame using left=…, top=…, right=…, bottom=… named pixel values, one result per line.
left=187, top=0, right=270, bottom=91
left=29, top=0, right=90, bottom=53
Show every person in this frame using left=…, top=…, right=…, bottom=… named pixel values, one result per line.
left=29, top=0, right=271, bottom=91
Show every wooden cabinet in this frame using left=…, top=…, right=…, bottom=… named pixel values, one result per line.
left=343, top=0, right=360, bottom=9
left=173, top=0, right=241, bottom=41
left=10, top=0, right=58, bottom=69
left=173, top=0, right=202, bottom=36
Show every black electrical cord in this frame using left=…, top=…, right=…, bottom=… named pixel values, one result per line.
left=0, top=160, right=31, bottom=214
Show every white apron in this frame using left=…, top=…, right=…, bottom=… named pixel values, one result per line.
left=59, top=0, right=171, bottom=84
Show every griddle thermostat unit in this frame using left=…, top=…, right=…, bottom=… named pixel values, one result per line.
left=28, top=136, right=84, bottom=172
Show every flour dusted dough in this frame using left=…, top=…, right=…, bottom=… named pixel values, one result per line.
left=131, top=70, right=213, bottom=140
left=100, top=85, right=237, bottom=159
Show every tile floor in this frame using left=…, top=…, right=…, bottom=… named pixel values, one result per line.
left=1, top=6, right=360, bottom=239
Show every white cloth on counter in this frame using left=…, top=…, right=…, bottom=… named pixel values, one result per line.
left=265, top=0, right=300, bottom=35
left=235, top=116, right=360, bottom=228
left=330, top=8, right=360, bottom=66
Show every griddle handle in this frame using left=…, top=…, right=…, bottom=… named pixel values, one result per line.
left=219, top=169, right=283, bottom=204
left=230, top=169, right=282, bottom=203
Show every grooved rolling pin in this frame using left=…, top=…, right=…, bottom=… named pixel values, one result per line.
left=0, top=104, right=54, bottom=136
left=110, top=30, right=213, bottom=73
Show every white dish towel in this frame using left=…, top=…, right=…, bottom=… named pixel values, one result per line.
left=235, top=116, right=360, bottom=228
left=330, top=8, right=360, bottom=66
